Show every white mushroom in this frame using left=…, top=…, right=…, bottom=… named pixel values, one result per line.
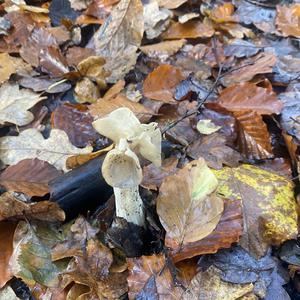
left=92, top=108, right=161, bottom=227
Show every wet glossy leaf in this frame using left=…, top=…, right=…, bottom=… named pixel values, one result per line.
left=0, top=129, right=92, bottom=172
left=214, top=165, right=298, bottom=258
left=218, top=82, right=282, bottom=115
left=157, top=159, right=224, bottom=253
left=143, top=64, right=185, bottom=103
left=0, top=159, right=62, bottom=197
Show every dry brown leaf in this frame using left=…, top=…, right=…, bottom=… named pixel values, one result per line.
left=92, top=0, right=144, bottom=82
left=0, top=159, right=62, bottom=197
left=157, top=159, right=224, bottom=252
left=89, top=94, right=154, bottom=122
left=157, top=0, right=187, bottom=9
left=51, top=103, right=99, bottom=148
left=221, top=52, right=276, bottom=86
left=0, top=192, right=65, bottom=222
left=0, top=221, right=16, bottom=288
left=141, top=156, right=178, bottom=190
left=66, top=145, right=113, bottom=170
left=127, top=254, right=183, bottom=300
left=183, top=266, right=254, bottom=300
left=0, top=129, right=92, bottom=172
left=0, top=83, right=46, bottom=126
left=171, top=199, right=243, bottom=263
left=218, top=82, right=283, bottom=115
left=66, top=47, right=96, bottom=67
left=74, top=77, right=100, bottom=104
left=209, top=3, right=239, bottom=23
left=143, top=64, right=185, bottom=103
left=140, top=40, right=186, bottom=61
left=163, top=20, right=215, bottom=39
left=234, top=110, right=273, bottom=160
left=276, top=4, right=300, bottom=38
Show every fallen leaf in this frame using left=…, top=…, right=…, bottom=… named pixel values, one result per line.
left=74, top=77, right=100, bottom=104
left=214, top=164, right=298, bottom=258
left=171, top=198, right=243, bottom=263
left=234, top=110, right=273, bottom=160
left=0, top=285, right=20, bottom=300
left=141, top=40, right=186, bottom=61
left=218, top=82, right=283, bottom=115
left=127, top=253, right=183, bottom=299
left=200, top=246, right=290, bottom=300
left=0, top=53, right=16, bottom=84
left=276, top=4, right=300, bottom=38
left=187, top=133, right=242, bottom=170
left=66, top=46, right=96, bottom=66
left=157, top=158, right=224, bottom=252
left=66, top=145, right=113, bottom=170
left=209, top=3, right=239, bottom=23
left=157, top=0, right=187, bottom=9
left=143, top=1, right=171, bottom=39
left=0, top=192, right=65, bottom=222
left=220, top=52, right=276, bottom=86
left=141, top=156, right=178, bottom=190
left=89, top=93, right=154, bottom=122
left=196, top=119, right=221, bottom=135
left=183, top=265, right=254, bottom=300
left=0, top=222, right=16, bottom=288
left=10, top=221, right=60, bottom=287
left=178, top=12, right=199, bottom=24
left=51, top=103, right=99, bottom=148
left=69, top=0, right=93, bottom=10
left=224, top=39, right=261, bottom=58
left=0, top=83, right=46, bottom=126
left=92, top=0, right=144, bottom=82
left=143, top=64, right=185, bottom=103
left=0, top=129, right=92, bottom=172
left=162, top=20, right=215, bottom=39
left=0, top=159, right=62, bottom=197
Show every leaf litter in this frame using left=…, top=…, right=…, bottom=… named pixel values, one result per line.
left=0, top=0, right=300, bottom=299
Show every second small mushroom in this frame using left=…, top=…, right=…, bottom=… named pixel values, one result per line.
left=92, top=107, right=161, bottom=227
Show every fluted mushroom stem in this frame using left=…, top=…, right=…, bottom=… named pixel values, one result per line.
left=114, top=186, right=145, bottom=227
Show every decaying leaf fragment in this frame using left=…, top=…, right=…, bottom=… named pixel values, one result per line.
left=0, top=83, right=46, bottom=126
left=10, top=221, right=60, bottom=287
left=0, top=129, right=92, bottom=172
left=214, top=164, right=298, bottom=258
left=157, top=158, right=224, bottom=253
left=92, top=0, right=144, bottom=82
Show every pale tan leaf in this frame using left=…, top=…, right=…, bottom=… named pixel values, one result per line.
left=0, top=285, right=20, bottom=300
left=157, top=0, right=187, bottom=9
left=0, top=129, right=92, bottom=172
left=92, top=0, right=144, bottom=82
left=0, top=83, right=46, bottom=126
left=157, top=159, right=224, bottom=251
left=140, top=40, right=186, bottom=61
left=0, top=53, right=16, bottom=84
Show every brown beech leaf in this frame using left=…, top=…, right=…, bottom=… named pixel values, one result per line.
left=183, top=266, right=254, bottom=300
left=0, top=83, right=46, bottom=126
left=66, top=47, right=96, bottom=66
left=234, top=110, right=273, bottom=160
left=0, top=221, right=16, bottom=288
left=0, top=192, right=65, bottom=222
left=214, top=165, right=298, bottom=258
left=51, top=103, right=99, bottom=148
left=276, top=4, right=300, bottom=38
left=157, top=159, right=224, bottom=252
left=92, top=0, right=144, bottom=82
left=187, top=133, right=242, bottom=170
left=220, top=52, right=276, bottom=86
left=218, top=82, right=283, bottom=115
left=74, top=77, right=100, bottom=103
left=171, top=199, right=243, bottom=263
left=0, top=53, right=16, bottom=84
left=141, top=156, right=178, bottom=190
left=0, top=129, right=93, bottom=172
left=127, top=254, right=184, bottom=300
left=89, top=93, right=153, bottom=122
left=143, top=64, right=185, bottom=103
left=0, top=159, right=62, bottom=197
left=140, top=40, right=186, bottom=61
left=162, top=20, right=215, bottom=39
left=209, top=3, right=239, bottom=23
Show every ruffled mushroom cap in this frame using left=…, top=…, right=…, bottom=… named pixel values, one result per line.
left=92, top=107, right=161, bottom=167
